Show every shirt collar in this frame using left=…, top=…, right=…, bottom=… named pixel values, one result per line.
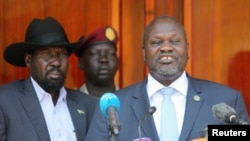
left=147, top=71, right=188, bottom=97
left=30, top=76, right=67, bottom=102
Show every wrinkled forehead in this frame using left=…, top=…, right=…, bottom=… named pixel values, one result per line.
left=143, top=18, right=187, bottom=44
left=149, top=20, right=185, bottom=35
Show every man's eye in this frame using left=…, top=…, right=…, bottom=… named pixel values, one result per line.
left=59, top=52, right=68, bottom=57
left=151, top=41, right=162, bottom=45
left=108, top=52, right=116, bottom=56
left=88, top=52, right=98, bottom=56
left=170, top=40, right=180, bottom=45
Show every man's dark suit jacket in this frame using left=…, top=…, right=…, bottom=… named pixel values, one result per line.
left=85, top=75, right=249, bottom=141
left=0, top=77, right=98, bottom=141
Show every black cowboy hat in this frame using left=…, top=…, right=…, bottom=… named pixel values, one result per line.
left=4, top=16, right=80, bottom=67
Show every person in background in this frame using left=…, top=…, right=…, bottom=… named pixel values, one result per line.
left=84, top=15, right=249, bottom=141
left=0, top=17, right=97, bottom=141
left=74, top=26, right=119, bottom=98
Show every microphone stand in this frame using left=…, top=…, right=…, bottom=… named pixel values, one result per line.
left=106, top=106, right=120, bottom=141
left=137, top=106, right=156, bottom=141
left=108, top=117, right=120, bottom=141
left=138, top=115, right=147, bottom=139
left=109, top=130, right=118, bottom=141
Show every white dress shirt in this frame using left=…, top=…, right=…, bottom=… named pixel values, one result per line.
left=31, top=77, right=76, bottom=141
left=146, top=72, right=188, bottom=136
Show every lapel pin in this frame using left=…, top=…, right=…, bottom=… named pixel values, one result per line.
left=77, top=109, right=85, bottom=115
left=193, top=95, right=201, bottom=102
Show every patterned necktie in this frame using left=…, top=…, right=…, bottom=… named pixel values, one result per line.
left=160, top=87, right=179, bottom=141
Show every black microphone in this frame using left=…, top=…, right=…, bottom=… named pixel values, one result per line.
left=100, top=93, right=121, bottom=137
left=134, top=106, right=156, bottom=141
left=212, top=103, right=248, bottom=125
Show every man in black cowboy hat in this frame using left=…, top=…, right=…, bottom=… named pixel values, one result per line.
left=0, top=17, right=97, bottom=141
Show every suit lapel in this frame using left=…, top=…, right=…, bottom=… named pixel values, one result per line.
left=179, top=77, right=204, bottom=141
left=19, top=78, right=51, bottom=141
left=67, top=93, right=86, bottom=141
left=131, top=81, right=160, bottom=141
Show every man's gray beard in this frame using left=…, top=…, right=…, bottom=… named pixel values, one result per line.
left=154, top=65, right=181, bottom=80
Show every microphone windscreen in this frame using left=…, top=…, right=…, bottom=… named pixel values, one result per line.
left=201, top=126, right=208, bottom=138
left=100, top=93, right=120, bottom=118
left=211, top=103, right=237, bottom=122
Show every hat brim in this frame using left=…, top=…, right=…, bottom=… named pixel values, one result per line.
left=4, top=41, right=80, bottom=67
left=74, top=41, right=117, bottom=57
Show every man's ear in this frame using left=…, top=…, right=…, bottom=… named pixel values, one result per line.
left=24, top=53, right=31, bottom=67
left=142, top=46, right=146, bottom=61
left=116, top=57, right=120, bottom=70
left=78, top=57, right=85, bottom=70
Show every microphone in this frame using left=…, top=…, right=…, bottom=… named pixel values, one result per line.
left=133, top=106, right=157, bottom=141
left=100, top=93, right=121, bottom=136
left=200, top=125, right=208, bottom=138
left=212, top=103, right=248, bottom=125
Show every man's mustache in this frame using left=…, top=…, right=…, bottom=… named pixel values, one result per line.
left=45, top=68, right=65, bottom=76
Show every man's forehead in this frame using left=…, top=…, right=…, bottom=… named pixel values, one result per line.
left=89, top=43, right=116, bottom=50
left=28, top=46, right=68, bottom=55
left=149, top=23, right=183, bottom=35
